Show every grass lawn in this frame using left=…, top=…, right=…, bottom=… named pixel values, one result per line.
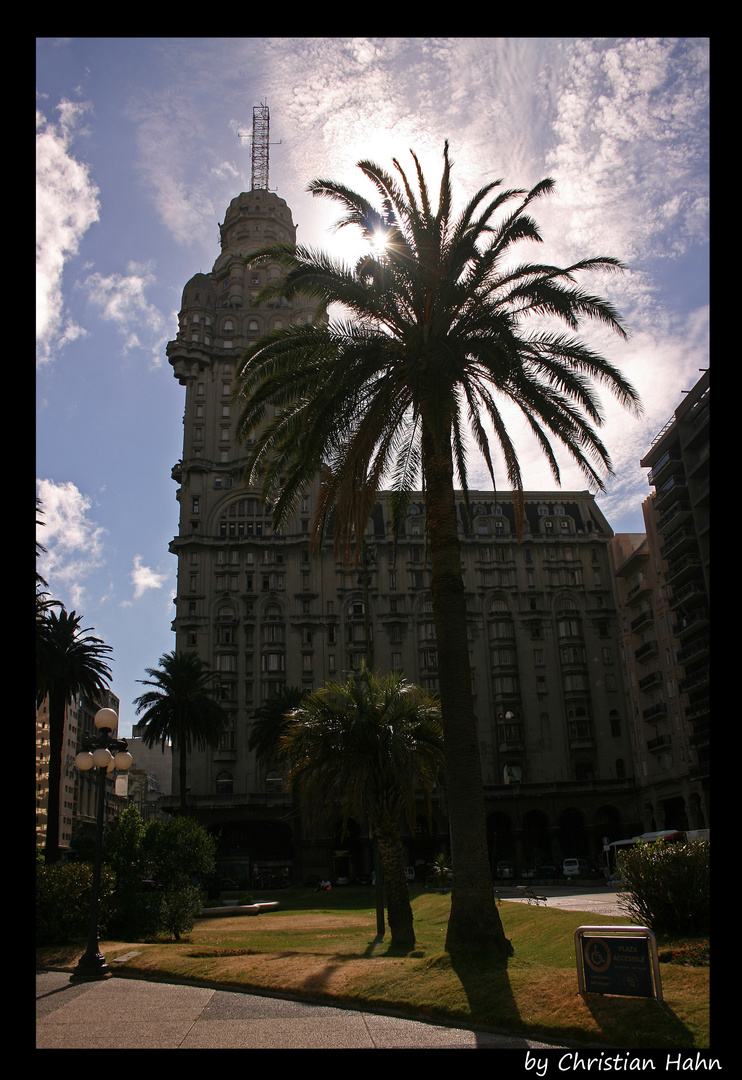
left=36, top=886, right=710, bottom=1050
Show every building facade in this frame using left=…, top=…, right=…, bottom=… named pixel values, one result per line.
left=165, top=181, right=643, bottom=887
left=624, top=369, right=710, bottom=830
left=36, top=688, right=125, bottom=856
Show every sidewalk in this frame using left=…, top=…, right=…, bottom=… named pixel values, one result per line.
left=36, top=969, right=565, bottom=1050
left=495, top=882, right=628, bottom=919
left=37, top=886, right=623, bottom=1050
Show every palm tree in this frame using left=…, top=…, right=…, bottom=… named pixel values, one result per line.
left=36, top=609, right=113, bottom=863
left=248, top=686, right=305, bottom=769
left=133, top=651, right=227, bottom=814
left=248, top=686, right=306, bottom=883
left=232, top=142, right=641, bottom=958
left=281, top=666, right=443, bottom=947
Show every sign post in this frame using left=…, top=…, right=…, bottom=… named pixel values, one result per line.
left=575, top=925, right=663, bottom=1002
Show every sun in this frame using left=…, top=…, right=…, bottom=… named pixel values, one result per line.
left=369, top=229, right=390, bottom=258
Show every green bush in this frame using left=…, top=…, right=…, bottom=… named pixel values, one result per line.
left=36, top=861, right=115, bottom=946
left=617, top=839, right=710, bottom=935
left=160, top=884, right=203, bottom=940
left=105, top=882, right=165, bottom=940
left=102, top=809, right=216, bottom=940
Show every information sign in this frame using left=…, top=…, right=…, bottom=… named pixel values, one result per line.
left=575, top=925, right=662, bottom=1002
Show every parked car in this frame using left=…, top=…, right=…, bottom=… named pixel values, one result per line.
left=539, top=862, right=557, bottom=877
left=404, top=866, right=416, bottom=882
left=496, top=860, right=515, bottom=879
left=521, top=866, right=537, bottom=879
left=562, top=858, right=589, bottom=878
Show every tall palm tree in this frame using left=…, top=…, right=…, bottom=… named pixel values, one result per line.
left=133, top=651, right=227, bottom=815
left=233, top=142, right=641, bottom=958
left=36, top=609, right=113, bottom=863
left=281, top=666, right=443, bottom=947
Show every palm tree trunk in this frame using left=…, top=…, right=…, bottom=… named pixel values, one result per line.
left=422, top=422, right=512, bottom=960
left=374, top=822, right=415, bottom=946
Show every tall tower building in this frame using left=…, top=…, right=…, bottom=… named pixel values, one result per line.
left=165, top=113, right=640, bottom=887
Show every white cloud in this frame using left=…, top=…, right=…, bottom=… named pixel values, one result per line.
left=36, top=99, right=100, bottom=366
left=130, top=555, right=168, bottom=600
left=36, top=478, right=108, bottom=609
left=83, top=260, right=167, bottom=364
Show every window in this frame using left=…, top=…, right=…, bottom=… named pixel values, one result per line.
left=262, top=653, right=285, bottom=672
left=216, top=771, right=233, bottom=793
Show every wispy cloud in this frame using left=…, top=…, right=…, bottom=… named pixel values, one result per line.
left=83, top=260, right=168, bottom=365
left=36, top=478, right=108, bottom=609
left=36, top=98, right=100, bottom=366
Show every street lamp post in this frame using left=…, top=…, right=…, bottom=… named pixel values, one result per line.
left=70, top=708, right=132, bottom=982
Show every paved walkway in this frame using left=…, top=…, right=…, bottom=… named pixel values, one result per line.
left=496, top=882, right=628, bottom=920
left=36, top=969, right=564, bottom=1049
left=37, top=885, right=625, bottom=1050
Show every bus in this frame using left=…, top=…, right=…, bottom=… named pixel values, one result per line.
left=602, top=829, right=708, bottom=882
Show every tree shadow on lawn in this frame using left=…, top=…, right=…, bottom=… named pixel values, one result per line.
left=581, top=993, right=700, bottom=1050
left=447, top=951, right=698, bottom=1048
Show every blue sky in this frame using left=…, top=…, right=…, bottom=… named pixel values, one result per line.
left=36, top=37, right=709, bottom=736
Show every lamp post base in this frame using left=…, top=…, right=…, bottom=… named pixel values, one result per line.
left=70, top=950, right=112, bottom=981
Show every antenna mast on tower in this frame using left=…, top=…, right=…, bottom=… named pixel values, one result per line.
left=251, top=104, right=270, bottom=191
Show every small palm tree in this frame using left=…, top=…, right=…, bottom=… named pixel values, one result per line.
left=248, top=686, right=305, bottom=770
left=36, top=609, right=113, bottom=863
left=233, top=142, right=641, bottom=958
left=134, top=652, right=227, bottom=815
left=281, top=665, right=444, bottom=947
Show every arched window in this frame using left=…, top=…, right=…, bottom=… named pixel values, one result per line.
left=216, top=771, right=233, bottom=795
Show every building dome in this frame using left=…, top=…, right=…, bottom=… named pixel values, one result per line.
left=181, top=272, right=215, bottom=313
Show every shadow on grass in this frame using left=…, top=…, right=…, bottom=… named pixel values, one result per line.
left=580, top=993, right=699, bottom=1050
left=447, top=948, right=521, bottom=1033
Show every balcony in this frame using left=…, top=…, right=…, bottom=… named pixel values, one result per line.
left=643, top=701, right=668, bottom=721
left=657, top=500, right=692, bottom=534
left=679, top=666, right=710, bottom=694
left=638, top=669, right=663, bottom=692
left=660, top=526, right=696, bottom=560
left=666, top=553, right=702, bottom=587
left=655, top=473, right=687, bottom=511
left=647, top=734, right=672, bottom=753
left=647, top=449, right=682, bottom=487
left=670, top=578, right=706, bottom=610
left=631, top=609, right=654, bottom=633
left=625, top=576, right=652, bottom=603
left=673, top=608, right=709, bottom=639
left=689, top=723, right=710, bottom=750
left=677, top=636, right=709, bottom=665
left=634, top=639, right=658, bottom=661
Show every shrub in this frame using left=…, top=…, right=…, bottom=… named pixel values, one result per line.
left=36, top=861, right=115, bottom=946
left=106, top=881, right=165, bottom=940
left=617, top=839, right=710, bottom=935
left=160, top=884, right=203, bottom=941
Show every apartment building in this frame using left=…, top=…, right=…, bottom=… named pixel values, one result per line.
left=624, top=369, right=710, bottom=830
